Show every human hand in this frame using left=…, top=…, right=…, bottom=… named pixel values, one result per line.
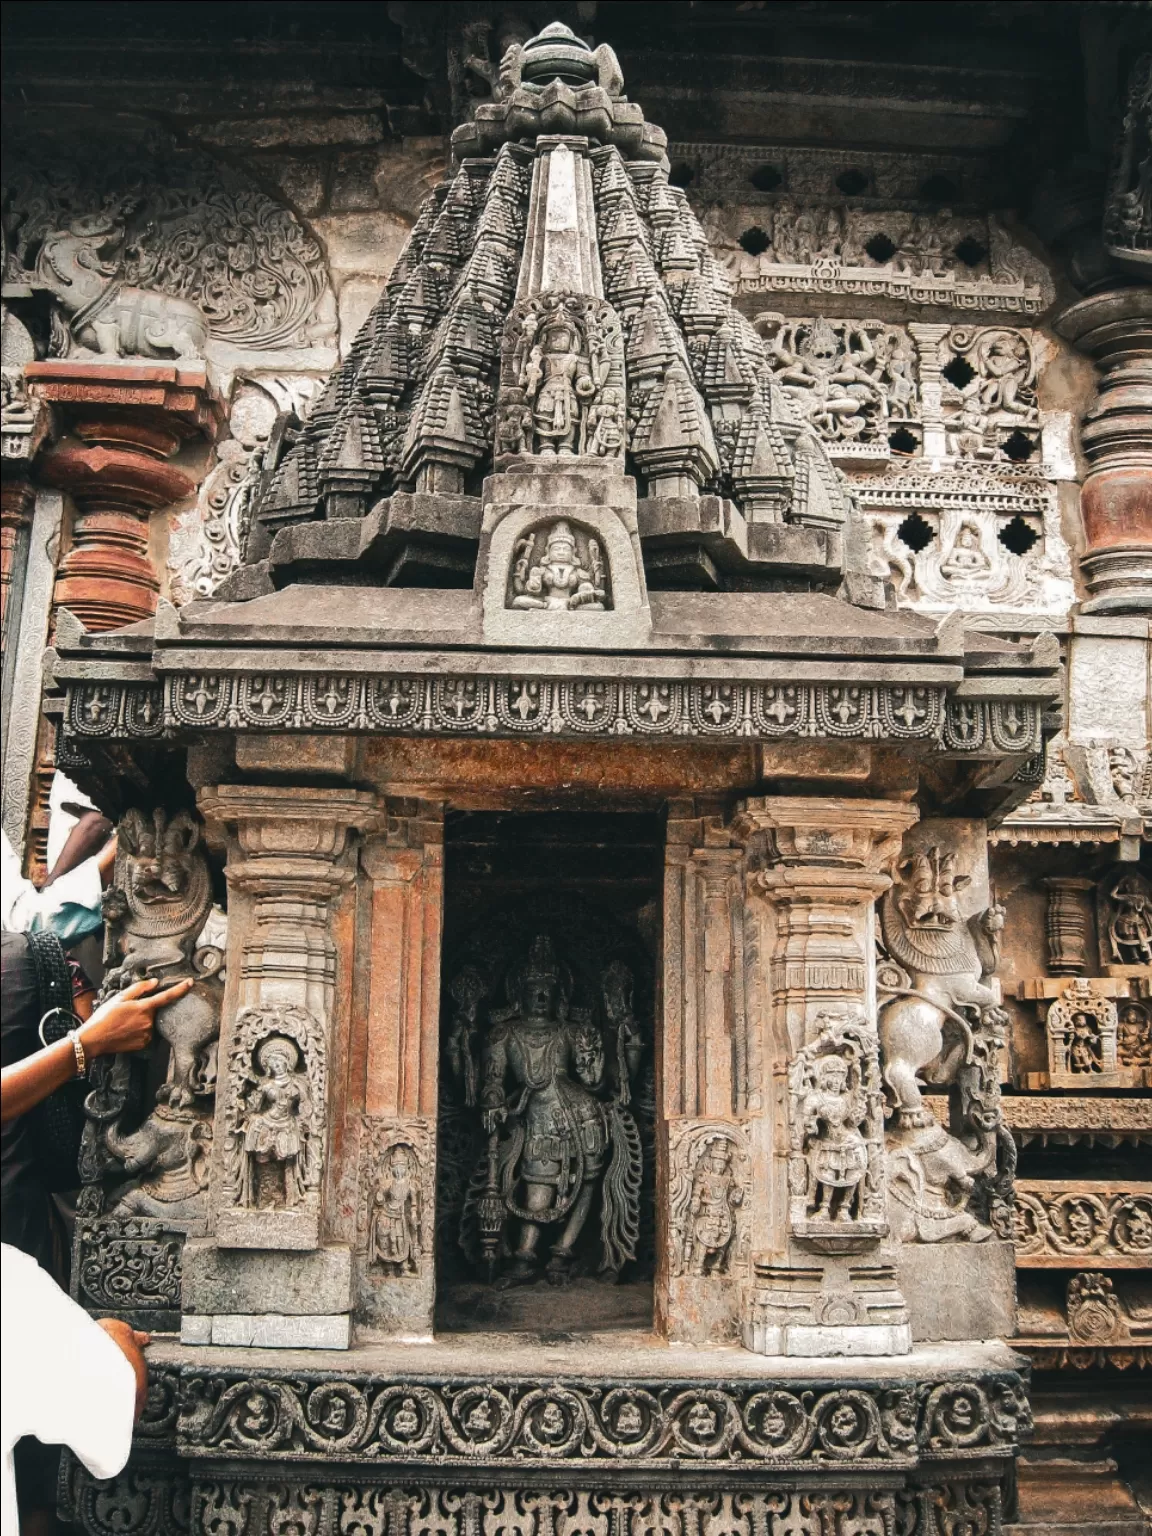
left=80, top=976, right=194, bottom=1059
left=96, top=1317, right=150, bottom=1420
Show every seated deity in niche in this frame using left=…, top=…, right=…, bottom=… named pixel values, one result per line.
left=466, top=934, right=642, bottom=1288
left=941, top=520, right=993, bottom=581
left=368, top=1144, right=424, bottom=1275
left=238, top=1036, right=312, bottom=1208
left=510, top=520, right=607, bottom=611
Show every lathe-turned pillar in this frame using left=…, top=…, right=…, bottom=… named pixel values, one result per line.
left=183, top=784, right=381, bottom=1349
left=733, top=795, right=920, bottom=1357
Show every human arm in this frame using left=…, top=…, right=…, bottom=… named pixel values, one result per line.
left=96, top=1318, right=151, bottom=1420
left=43, top=809, right=115, bottom=886
left=0, top=976, right=193, bottom=1124
left=1, top=827, right=113, bottom=942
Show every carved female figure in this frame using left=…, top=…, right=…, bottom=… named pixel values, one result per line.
left=800, top=1055, right=869, bottom=1223
left=368, top=1144, right=424, bottom=1275
left=239, top=1036, right=312, bottom=1209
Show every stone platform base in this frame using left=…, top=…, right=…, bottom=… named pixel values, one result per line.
left=897, top=1240, right=1016, bottom=1343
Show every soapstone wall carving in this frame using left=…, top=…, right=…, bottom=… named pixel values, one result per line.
left=788, top=1009, right=888, bottom=1243
left=696, top=195, right=1053, bottom=314
left=1101, top=871, right=1152, bottom=968
left=1044, top=981, right=1142, bottom=1090
left=497, top=294, right=625, bottom=460
left=878, top=842, right=1013, bottom=1244
left=359, top=1120, right=435, bottom=1277
left=2, top=133, right=337, bottom=366
left=668, top=1121, right=751, bottom=1277
left=221, top=1003, right=326, bottom=1216
left=80, top=810, right=224, bottom=1227
left=508, top=519, right=610, bottom=611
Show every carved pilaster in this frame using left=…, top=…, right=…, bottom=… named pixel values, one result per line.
left=1055, top=290, right=1152, bottom=613
left=908, top=322, right=949, bottom=460
left=191, top=786, right=380, bottom=1346
left=1043, top=876, right=1097, bottom=974
left=732, top=796, right=919, bottom=1358
left=350, top=801, right=444, bottom=1337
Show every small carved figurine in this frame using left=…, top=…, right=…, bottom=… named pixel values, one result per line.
left=799, top=1055, right=870, bottom=1223
left=368, top=1143, right=424, bottom=1275
left=680, top=1136, right=743, bottom=1276
left=239, top=1036, right=313, bottom=1209
left=510, top=520, right=608, bottom=611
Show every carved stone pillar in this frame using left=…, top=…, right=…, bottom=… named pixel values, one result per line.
left=732, top=796, right=920, bottom=1358
left=1055, top=290, right=1152, bottom=613
left=350, top=799, right=444, bottom=1338
left=186, top=784, right=381, bottom=1350
left=1043, top=876, right=1097, bottom=974
left=26, top=361, right=221, bottom=631
left=909, top=322, right=949, bottom=460
left=658, top=804, right=751, bottom=1344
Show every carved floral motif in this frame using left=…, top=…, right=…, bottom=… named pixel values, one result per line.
left=1013, top=1182, right=1152, bottom=1267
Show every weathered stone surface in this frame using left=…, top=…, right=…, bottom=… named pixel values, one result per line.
left=182, top=1240, right=353, bottom=1316
left=898, top=1240, right=1017, bottom=1343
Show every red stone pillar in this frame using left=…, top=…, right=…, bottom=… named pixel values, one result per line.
left=1056, top=290, right=1152, bottom=614
left=26, top=362, right=222, bottom=631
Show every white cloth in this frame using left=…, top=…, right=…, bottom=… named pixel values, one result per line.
left=1, top=1244, right=136, bottom=1535
left=0, top=828, right=103, bottom=942
left=47, top=771, right=98, bottom=873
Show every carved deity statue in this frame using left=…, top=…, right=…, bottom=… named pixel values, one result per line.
left=368, top=1144, right=425, bottom=1275
left=465, top=934, right=642, bottom=1288
left=520, top=312, right=597, bottom=454
left=510, top=520, right=608, bottom=611
left=788, top=1010, right=886, bottom=1239
left=238, top=1036, right=313, bottom=1209
left=678, top=1137, right=743, bottom=1275
left=1106, top=873, right=1152, bottom=966
left=940, top=520, right=993, bottom=582
left=496, top=294, right=624, bottom=464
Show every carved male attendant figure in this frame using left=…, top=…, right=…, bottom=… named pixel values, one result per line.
left=476, top=934, right=640, bottom=1287
left=520, top=313, right=596, bottom=454
left=800, top=1055, right=870, bottom=1223
left=681, top=1137, right=743, bottom=1275
left=368, top=1145, right=424, bottom=1275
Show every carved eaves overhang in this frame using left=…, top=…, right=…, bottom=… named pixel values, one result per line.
left=47, top=594, right=1060, bottom=787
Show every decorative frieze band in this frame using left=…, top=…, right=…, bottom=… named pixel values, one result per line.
left=1013, top=1181, right=1152, bottom=1268
left=63, top=675, right=1041, bottom=755
left=177, top=1367, right=1028, bottom=1468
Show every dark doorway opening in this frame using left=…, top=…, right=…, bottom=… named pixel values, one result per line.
left=436, top=810, right=663, bottom=1335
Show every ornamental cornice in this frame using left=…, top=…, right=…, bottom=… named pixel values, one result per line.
left=59, top=672, right=1046, bottom=758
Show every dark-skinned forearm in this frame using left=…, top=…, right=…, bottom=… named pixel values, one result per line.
left=0, top=1037, right=83, bottom=1124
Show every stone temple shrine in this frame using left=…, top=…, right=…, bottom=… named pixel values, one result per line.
left=1, top=4, right=1149, bottom=1533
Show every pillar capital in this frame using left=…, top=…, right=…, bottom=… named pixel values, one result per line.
left=27, top=360, right=223, bottom=631
left=733, top=795, right=919, bottom=876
